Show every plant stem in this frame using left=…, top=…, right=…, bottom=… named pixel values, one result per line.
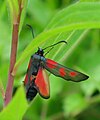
left=4, top=24, right=19, bottom=107
left=4, top=0, right=23, bottom=107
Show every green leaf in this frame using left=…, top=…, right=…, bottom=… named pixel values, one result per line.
left=19, top=0, right=28, bottom=33
left=6, top=0, right=28, bottom=31
left=13, top=2, right=100, bottom=75
left=0, top=86, right=28, bottom=120
left=6, top=0, right=19, bottom=23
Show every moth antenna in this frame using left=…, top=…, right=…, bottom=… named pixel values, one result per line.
left=26, top=24, right=34, bottom=38
left=44, top=47, right=54, bottom=56
left=43, top=40, right=67, bottom=50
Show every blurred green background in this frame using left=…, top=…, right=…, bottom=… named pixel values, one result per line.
left=0, top=0, right=100, bottom=120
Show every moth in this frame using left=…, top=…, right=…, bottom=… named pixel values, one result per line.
left=24, top=41, right=89, bottom=101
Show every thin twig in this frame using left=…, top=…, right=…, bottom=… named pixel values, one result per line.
left=4, top=0, right=23, bottom=107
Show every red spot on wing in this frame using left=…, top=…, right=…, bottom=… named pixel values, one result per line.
left=70, top=72, right=77, bottom=77
left=59, top=68, right=66, bottom=77
left=35, top=68, right=49, bottom=98
left=46, top=59, right=57, bottom=69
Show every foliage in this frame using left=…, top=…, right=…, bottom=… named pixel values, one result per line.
left=0, top=86, right=28, bottom=120
left=0, top=0, right=100, bottom=120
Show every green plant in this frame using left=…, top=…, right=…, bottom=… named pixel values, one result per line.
left=0, top=0, right=100, bottom=120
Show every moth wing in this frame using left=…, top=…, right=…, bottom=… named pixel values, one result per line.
left=24, top=58, right=32, bottom=87
left=42, top=59, right=89, bottom=82
left=35, top=67, right=50, bottom=99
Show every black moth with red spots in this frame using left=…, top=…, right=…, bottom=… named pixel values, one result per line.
left=24, top=41, right=89, bottom=101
